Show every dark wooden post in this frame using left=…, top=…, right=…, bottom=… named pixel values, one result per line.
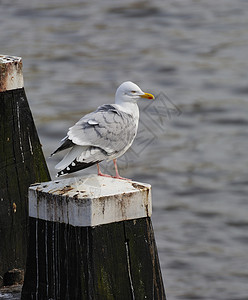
left=0, top=55, right=51, bottom=287
left=21, top=175, right=166, bottom=299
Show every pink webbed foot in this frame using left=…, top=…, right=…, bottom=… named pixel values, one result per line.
left=97, top=162, right=132, bottom=181
left=112, top=174, right=131, bottom=181
left=113, top=159, right=132, bottom=181
left=97, top=163, right=112, bottom=178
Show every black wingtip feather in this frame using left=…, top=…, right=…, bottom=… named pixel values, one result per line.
left=51, top=138, right=75, bottom=157
left=56, top=159, right=101, bottom=177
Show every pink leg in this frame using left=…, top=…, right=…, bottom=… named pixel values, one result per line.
left=113, top=159, right=131, bottom=181
left=97, top=162, right=131, bottom=181
left=97, top=163, right=112, bottom=178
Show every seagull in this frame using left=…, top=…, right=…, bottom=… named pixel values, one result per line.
left=51, top=81, right=154, bottom=179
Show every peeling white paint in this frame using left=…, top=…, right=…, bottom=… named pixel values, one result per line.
left=125, top=241, right=135, bottom=299
left=29, top=175, right=152, bottom=227
left=0, top=55, right=24, bottom=91
left=16, top=102, right=25, bottom=163
left=28, top=134, right=33, bottom=155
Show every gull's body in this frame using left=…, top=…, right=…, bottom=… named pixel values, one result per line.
left=51, top=81, right=154, bottom=179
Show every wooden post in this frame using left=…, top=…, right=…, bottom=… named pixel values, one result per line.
left=21, top=175, right=166, bottom=299
left=0, top=55, right=51, bottom=287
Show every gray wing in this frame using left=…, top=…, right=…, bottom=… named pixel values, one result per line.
left=67, top=104, right=137, bottom=155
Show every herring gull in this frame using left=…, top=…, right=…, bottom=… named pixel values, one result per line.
left=51, top=81, right=154, bottom=179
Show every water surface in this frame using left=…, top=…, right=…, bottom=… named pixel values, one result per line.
left=1, top=0, right=248, bottom=299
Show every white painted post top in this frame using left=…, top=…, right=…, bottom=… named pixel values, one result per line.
left=29, top=175, right=152, bottom=227
left=0, top=55, right=24, bottom=92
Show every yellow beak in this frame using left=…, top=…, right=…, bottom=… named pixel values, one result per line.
left=139, top=92, right=155, bottom=100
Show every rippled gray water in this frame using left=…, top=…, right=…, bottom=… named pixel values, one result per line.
left=1, top=0, right=248, bottom=299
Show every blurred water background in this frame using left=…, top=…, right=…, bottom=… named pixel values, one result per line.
left=1, top=0, right=248, bottom=299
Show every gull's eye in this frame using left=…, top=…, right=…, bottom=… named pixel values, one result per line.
left=131, top=91, right=136, bottom=93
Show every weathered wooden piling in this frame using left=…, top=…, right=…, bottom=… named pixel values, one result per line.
left=21, top=175, right=166, bottom=299
left=0, top=55, right=51, bottom=287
